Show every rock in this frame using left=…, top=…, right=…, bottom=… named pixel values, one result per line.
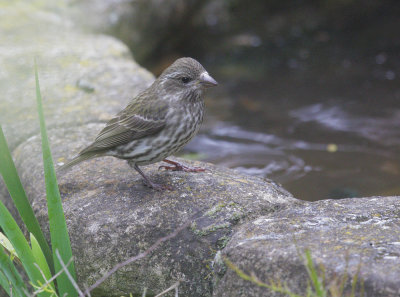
left=213, top=196, right=400, bottom=297
left=65, top=0, right=226, bottom=64
left=0, top=1, right=154, bottom=150
left=9, top=123, right=298, bottom=296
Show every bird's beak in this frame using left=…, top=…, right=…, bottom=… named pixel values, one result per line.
left=199, top=72, right=218, bottom=87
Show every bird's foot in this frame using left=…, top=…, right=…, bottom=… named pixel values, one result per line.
left=133, top=163, right=173, bottom=191
left=159, top=159, right=206, bottom=172
left=143, top=180, right=173, bottom=191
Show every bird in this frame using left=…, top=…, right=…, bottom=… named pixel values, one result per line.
left=59, top=57, right=218, bottom=190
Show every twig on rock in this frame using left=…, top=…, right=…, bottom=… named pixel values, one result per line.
left=56, top=249, right=84, bottom=296
left=154, top=281, right=179, bottom=297
left=30, top=257, right=73, bottom=296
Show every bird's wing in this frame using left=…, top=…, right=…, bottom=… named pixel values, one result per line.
left=80, top=94, right=168, bottom=154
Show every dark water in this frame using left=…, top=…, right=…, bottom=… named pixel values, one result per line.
left=181, top=64, right=400, bottom=201
left=126, top=1, right=400, bottom=201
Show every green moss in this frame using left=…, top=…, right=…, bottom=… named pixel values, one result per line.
left=206, top=201, right=241, bottom=217
left=206, top=202, right=228, bottom=217
left=230, top=212, right=243, bottom=224
left=192, top=222, right=231, bottom=237
left=217, top=235, right=231, bottom=249
left=190, top=221, right=198, bottom=233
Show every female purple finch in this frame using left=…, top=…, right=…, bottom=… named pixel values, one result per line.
left=59, top=57, right=217, bottom=190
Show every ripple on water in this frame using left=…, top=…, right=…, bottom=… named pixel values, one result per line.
left=182, top=116, right=400, bottom=201
left=290, top=103, right=400, bottom=146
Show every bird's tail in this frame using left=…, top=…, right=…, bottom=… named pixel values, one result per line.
left=58, top=152, right=99, bottom=172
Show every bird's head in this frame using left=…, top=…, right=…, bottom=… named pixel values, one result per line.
left=157, top=57, right=218, bottom=102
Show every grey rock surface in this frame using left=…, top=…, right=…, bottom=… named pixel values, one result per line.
left=10, top=123, right=298, bottom=296
left=0, top=1, right=154, bottom=150
left=213, top=196, right=400, bottom=297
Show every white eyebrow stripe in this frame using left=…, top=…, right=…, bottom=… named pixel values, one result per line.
left=166, top=71, right=183, bottom=79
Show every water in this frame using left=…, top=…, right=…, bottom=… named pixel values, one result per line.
left=182, top=67, right=400, bottom=201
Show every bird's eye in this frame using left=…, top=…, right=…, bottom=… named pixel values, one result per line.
left=181, top=77, right=191, bottom=84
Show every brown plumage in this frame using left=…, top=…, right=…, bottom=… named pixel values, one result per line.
left=59, top=57, right=217, bottom=190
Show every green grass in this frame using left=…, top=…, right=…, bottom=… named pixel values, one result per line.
left=0, top=61, right=77, bottom=296
left=0, top=245, right=26, bottom=297
left=0, top=125, right=53, bottom=273
left=0, top=202, right=51, bottom=297
left=35, top=60, right=77, bottom=297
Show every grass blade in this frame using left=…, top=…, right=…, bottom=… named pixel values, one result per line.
left=0, top=232, right=17, bottom=260
left=34, top=61, right=77, bottom=296
left=0, top=270, right=10, bottom=296
left=0, top=126, right=54, bottom=272
left=0, top=201, right=51, bottom=297
left=304, top=249, right=325, bottom=297
left=0, top=247, right=26, bottom=297
left=30, top=233, right=55, bottom=292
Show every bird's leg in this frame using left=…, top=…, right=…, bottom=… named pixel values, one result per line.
left=133, top=164, right=173, bottom=191
left=159, top=159, right=206, bottom=172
